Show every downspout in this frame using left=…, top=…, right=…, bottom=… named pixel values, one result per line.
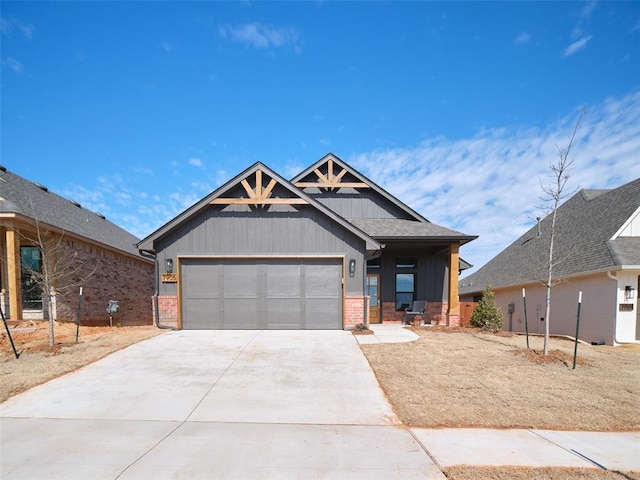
left=139, top=249, right=178, bottom=330
left=607, top=270, right=635, bottom=345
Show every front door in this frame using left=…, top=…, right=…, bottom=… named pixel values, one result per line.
left=367, top=273, right=381, bottom=324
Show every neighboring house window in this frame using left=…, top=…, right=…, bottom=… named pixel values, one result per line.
left=395, top=257, right=417, bottom=310
left=21, top=246, right=43, bottom=310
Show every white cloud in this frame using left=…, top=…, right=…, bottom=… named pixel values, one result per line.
left=219, top=22, right=302, bottom=52
left=188, top=157, right=204, bottom=167
left=513, top=32, right=531, bottom=45
left=563, top=1, right=596, bottom=57
left=563, top=35, right=592, bottom=57
left=215, top=169, right=230, bottom=187
left=349, top=90, right=640, bottom=276
left=5, top=57, right=23, bottom=73
left=1, top=16, right=34, bottom=40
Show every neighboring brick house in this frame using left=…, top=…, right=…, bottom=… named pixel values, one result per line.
left=460, top=178, right=640, bottom=346
left=138, top=153, right=476, bottom=330
left=0, top=166, right=154, bottom=326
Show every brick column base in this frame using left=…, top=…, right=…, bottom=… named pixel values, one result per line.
left=153, top=295, right=179, bottom=328
left=447, top=314, right=461, bottom=327
left=344, top=295, right=368, bottom=329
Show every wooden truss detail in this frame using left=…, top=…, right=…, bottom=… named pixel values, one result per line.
left=294, top=158, right=369, bottom=189
left=210, top=169, right=308, bottom=205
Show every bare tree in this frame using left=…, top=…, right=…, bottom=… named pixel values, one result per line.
left=19, top=200, right=97, bottom=346
left=539, top=111, right=585, bottom=355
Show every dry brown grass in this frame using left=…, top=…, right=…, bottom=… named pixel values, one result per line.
left=443, top=466, right=640, bottom=480
left=0, top=320, right=162, bottom=403
left=361, top=326, right=640, bottom=431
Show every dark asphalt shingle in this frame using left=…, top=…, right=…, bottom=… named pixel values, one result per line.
left=460, top=178, right=640, bottom=294
left=0, top=167, right=142, bottom=257
left=349, top=218, right=473, bottom=241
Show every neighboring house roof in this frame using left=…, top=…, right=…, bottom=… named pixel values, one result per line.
left=291, top=153, right=477, bottom=245
left=137, top=162, right=382, bottom=252
left=0, top=166, right=143, bottom=258
left=460, top=178, right=640, bottom=294
left=608, top=237, right=640, bottom=266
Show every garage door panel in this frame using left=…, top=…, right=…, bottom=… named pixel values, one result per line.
left=224, top=264, right=258, bottom=298
left=305, top=264, right=341, bottom=298
left=267, top=298, right=303, bottom=329
left=183, top=299, right=222, bottom=329
left=267, top=264, right=301, bottom=297
left=305, top=297, right=341, bottom=329
left=183, top=262, right=220, bottom=297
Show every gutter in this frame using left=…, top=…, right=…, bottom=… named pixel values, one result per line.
left=606, top=271, right=637, bottom=345
left=139, top=249, right=179, bottom=330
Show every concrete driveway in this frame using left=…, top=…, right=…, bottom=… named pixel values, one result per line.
left=1, top=330, right=444, bottom=479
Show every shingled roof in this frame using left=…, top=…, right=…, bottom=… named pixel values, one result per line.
left=0, top=166, right=143, bottom=258
left=350, top=218, right=476, bottom=244
left=460, top=178, right=640, bottom=294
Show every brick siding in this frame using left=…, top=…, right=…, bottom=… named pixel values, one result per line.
left=53, top=241, right=154, bottom=326
left=382, top=301, right=456, bottom=325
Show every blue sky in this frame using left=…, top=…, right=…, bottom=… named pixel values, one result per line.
left=2, top=1, right=639, bottom=274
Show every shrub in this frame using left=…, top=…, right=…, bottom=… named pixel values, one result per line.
left=470, top=285, right=503, bottom=332
left=352, top=323, right=374, bottom=335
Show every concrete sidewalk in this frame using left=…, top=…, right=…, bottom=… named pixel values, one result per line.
left=1, top=328, right=638, bottom=479
left=353, top=323, right=420, bottom=344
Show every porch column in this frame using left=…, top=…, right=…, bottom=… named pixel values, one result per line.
left=6, top=228, right=22, bottom=320
left=447, top=242, right=460, bottom=326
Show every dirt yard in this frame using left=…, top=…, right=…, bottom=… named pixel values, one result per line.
left=0, top=320, right=162, bottom=403
left=361, top=327, right=640, bottom=480
left=361, top=326, right=640, bottom=431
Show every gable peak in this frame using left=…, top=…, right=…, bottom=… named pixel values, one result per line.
left=293, top=154, right=370, bottom=191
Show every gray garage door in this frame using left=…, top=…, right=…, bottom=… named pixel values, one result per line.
left=181, top=258, right=343, bottom=329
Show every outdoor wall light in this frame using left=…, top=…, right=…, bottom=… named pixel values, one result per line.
left=165, top=258, right=173, bottom=274
left=624, top=285, right=635, bottom=301
left=349, top=259, right=356, bottom=277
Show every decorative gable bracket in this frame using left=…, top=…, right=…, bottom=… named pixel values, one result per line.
left=294, top=158, right=369, bottom=190
left=210, top=169, right=308, bottom=206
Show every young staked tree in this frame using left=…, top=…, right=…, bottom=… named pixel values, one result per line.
left=20, top=201, right=98, bottom=346
left=539, top=111, right=585, bottom=356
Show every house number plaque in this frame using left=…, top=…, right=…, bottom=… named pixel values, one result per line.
left=161, top=273, right=178, bottom=283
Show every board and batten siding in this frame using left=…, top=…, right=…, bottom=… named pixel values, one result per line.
left=156, top=204, right=367, bottom=295
left=303, top=188, right=412, bottom=221
left=377, top=247, right=450, bottom=303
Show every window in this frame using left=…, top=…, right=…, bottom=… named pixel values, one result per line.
left=21, top=246, right=43, bottom=310
left=395, top=256, right=417, bottom=310
left=395, top=273, right=415, bottom=310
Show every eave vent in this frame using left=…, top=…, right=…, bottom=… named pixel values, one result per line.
left=70, top=200, right=82, bottom=208
left=96, top=212, right=106, bottom=219
left=34, top=182, right=49, bottom=192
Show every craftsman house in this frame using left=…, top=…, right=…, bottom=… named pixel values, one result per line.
left=460, top=178, right=640, bottom=346
left=0, top=166, right=154, bottom=326
left=138, top=153, right=476, bottom=330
